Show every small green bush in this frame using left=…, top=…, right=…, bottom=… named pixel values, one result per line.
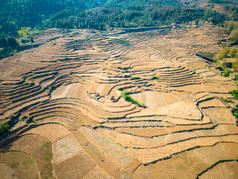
left=216, top=66, right=223, bottom=71
left=229, top=90, right=238, bottom=99
left=223, top=70, right=232, bottom=77
left=120, top=91, right=145, bottom=108
left=230, top=48, right=237, bottom=57
left=0, top=123, right=10, bottom=134
left=220, top=97, right=232, bottom=103
left=232, top=110, right=238, bottom=120
left=124, top=75, right=131, bottom=78
left=232, top=58, right=238, bottom=72
left=27, top=116, right=33, bottom=124
left=131, top=76, right=140, bottom=80
left=151, top=75, right=157, bottom=80
left=230, top=29, right=238, bottom=44
left=216, top=46, right=230, bottom=60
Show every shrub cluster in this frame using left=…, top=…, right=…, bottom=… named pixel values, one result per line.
left=151, top=75, right=158, bottom=80
left=223, top=69, right=232, bottom=77
left=131, top=76, right=141, bottom=80
left=120, top=91, right=146, bottom=108
left=0, top=123, right=10, bottom=134
left=229, top=89, right=238, bottom=99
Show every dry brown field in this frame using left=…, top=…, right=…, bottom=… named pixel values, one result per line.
left=0, top=24, right=237, bottom=179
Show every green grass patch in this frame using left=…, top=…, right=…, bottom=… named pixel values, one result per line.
left=40, top=142, right=53, bottom=179
left=10, top=162, right=19, bottom=169
left=120, top=91, right=146, bottom=108
left=41, top=142, right=52, bottom=162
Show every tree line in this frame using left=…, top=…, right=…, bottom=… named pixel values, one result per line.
left=1, top=0, right=237, bottom=36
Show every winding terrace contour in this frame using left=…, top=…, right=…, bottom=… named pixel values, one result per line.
left=0, top=25, right=237, bottom=179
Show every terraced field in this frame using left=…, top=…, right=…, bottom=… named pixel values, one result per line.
left=0, top=25, right=237, bottom=179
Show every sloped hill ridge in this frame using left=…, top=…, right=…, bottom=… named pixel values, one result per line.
left=0, top=25, right=237, bottom=179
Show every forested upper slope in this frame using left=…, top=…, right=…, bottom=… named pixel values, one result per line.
left=1, top=0, right=237, bottom=36
left=0, top=0, right=182, bottom=35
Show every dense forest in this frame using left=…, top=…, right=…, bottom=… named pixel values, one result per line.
left=1, top=0, right=237, bottom=36
left=0, top=0, right=238, bottom=58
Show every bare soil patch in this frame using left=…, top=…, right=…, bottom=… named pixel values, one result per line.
left=25, top=124, right=70, bottom=142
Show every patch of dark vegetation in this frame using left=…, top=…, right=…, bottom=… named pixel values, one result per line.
left=223, top=69, right=232, bottom=77
left=47, top=85, right=55, bottom=96
left=231, top=109, right=238, bottom=125
left=27, top=116, right=33, bottom=124
left=118, top=67, right=131, bottom=71
left=151, top=75, right=158, bottom=80
left=220, top=96, right=232, bottom=103
left=208, top=0, right=237, bottom=4
left=131, top=76, right=141, bottom=80
left=229, top=89, right=238, bottom=99
left=120, top=91, right=146, bottom=108
left=216, top=66, right=223, bottom=71
left=0, top=48, right=17, bottom=59
left=0, top=37, right=19, bottom=59
left=0, top=123, right=10, bottom=135
left=124, top=75, right=131, bottom=78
